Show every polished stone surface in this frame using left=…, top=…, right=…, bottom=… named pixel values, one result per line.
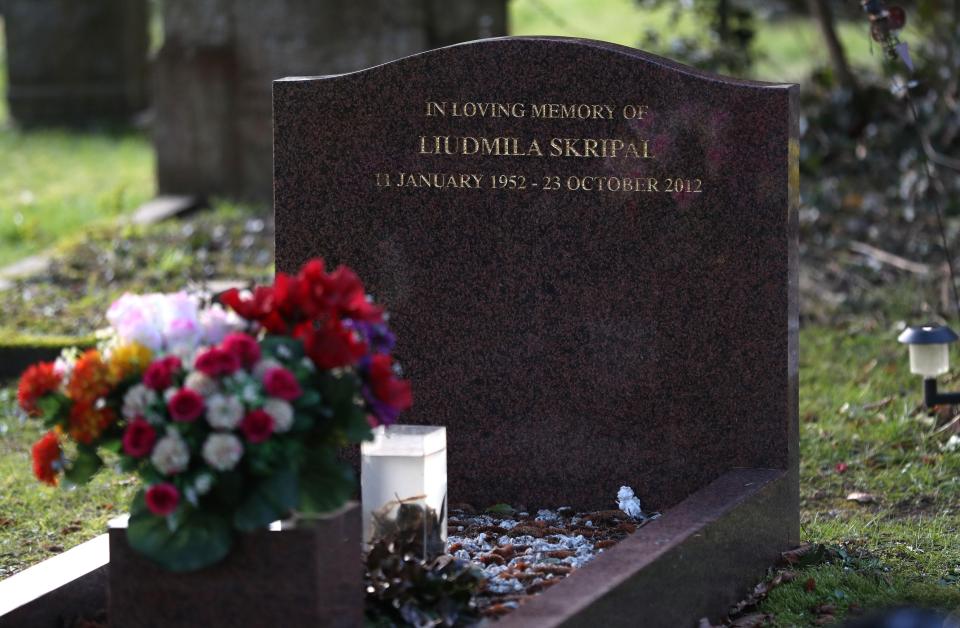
left=275, top=37, right=799, bottom=515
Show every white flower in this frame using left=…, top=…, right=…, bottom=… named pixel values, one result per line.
left=263, top=398, right=294, bottom=433
left=617, top=486, right=644, bottom=519
left=202, top=433, right=244, bottom=471
left=184, top=371, right=217, bottom=397
left=194, top=472, right=214, bottom=495
left=200, top=304, right=245, bottom=345
left=151, top=430, right=190, bottom=475
left=205, top=393, right=244, bottom=430
left=163, top=387, right=178, bottom=404
left=122, top=384, right=158, bottom=420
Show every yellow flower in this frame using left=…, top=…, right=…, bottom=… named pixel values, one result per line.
left=108, top=343, right=154, bottom=384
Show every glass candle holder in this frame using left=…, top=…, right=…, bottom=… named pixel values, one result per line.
left=361, top=425, right=447, bottom=559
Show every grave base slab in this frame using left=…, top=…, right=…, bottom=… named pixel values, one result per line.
left=494, top=468, right=797, bottom=628
left=108, top=502, right=362, bottom=628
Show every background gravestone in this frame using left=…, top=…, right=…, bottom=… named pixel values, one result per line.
left=275, top=37, right=798, bottom=520
left=1, top=0, right=149, bottom=127
left=154, top=0, right=507, bottom=202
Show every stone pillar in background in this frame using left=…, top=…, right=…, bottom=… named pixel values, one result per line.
left=1, top=0, right=149, bottom=127
left=154, top=0, right=507, bottom=202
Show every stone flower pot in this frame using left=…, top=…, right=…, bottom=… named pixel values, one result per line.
left=108, top=502, right=361, bottom=628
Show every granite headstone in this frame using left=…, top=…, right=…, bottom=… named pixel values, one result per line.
left=274, top=37, right=798, bottom=519
left=154, top=0, right=507, bottom=201
left=2, top=0, right=149, bottom=126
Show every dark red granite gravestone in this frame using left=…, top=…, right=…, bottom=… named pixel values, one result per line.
left=274, top=38, right=797, bottom=524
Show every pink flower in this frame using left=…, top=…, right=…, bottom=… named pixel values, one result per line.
left=167, top=388, right=205, bottom=422
left=240, top=409, right=274, bottom=443
left=145, top=483, right=180, bottom=516
left=221, top=332, right=261, bottom=369
left=122, top=418, right=157, bottom=457
left=143, top=356, right=182, bottom=391
left=263, top=367, right=302, bottom=401
left=194, top=347, right=241, bottom=378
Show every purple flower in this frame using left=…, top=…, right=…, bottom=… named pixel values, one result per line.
left=362, top=385, right=400, bottom=425
left=343, top=320, right=396, bottom=354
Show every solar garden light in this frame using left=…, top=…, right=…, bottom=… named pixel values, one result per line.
left=361, top=425, right=447, bottom=560
left=898, top=324, right=960, bottom=407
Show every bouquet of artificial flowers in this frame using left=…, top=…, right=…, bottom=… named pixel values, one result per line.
left=18, top=259, right=411, bottom=571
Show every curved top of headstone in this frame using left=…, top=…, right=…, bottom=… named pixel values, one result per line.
left=277, top=35, right=794, bottom=91
left=274, top=36, right=799, bottom=511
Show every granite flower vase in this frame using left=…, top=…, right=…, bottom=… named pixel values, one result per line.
left=108, top=502, right=362, bottom=628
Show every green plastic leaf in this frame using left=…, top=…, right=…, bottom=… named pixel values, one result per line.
left=127, top=493, right=234, bottom=572
left=260, top=336, right=305, bottom=362
left=343, top=407, right=373, bottom=443
left=99, top=438, right=122, bottom=454
left=299, top=450, right=356, bottom=514
left=63, top=446, right=103, bottom=486
left=296, top=389, right=322, bottom=410
left=232, top=466, right=300, bottom=532
left=484, top=503, right=516, bottom=515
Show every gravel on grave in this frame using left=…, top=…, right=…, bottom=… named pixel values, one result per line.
left=448, top=504, right=659, bottom=619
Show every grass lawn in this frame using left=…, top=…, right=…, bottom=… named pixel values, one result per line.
left=0, top=18, right=155, bottom=268
left=0, top=201, right=273, bottom=342
left=509, top=0, right=878, bottom=82
left=0, top=388, right=135, bottom=579
left=1, top=323, right=958, bottom=625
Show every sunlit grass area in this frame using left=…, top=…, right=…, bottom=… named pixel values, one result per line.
left=0, top=17, right=154, bottom=268
left=510, top=0, right=881, bottom=82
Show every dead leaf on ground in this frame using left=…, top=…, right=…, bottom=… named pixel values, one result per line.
left=804, top=577, right=817, bottom=592
left=846, top=492, right=877, bottom=504
left=780, top=543, right=833, bottom=568
left=730, top=612, right=773, bottom=627
left=861, top=395, right=893, bottom=410
left=814, top=616, right=836, bottom=626
left=813, top=604, right=837, bottom=615
left=729, top=571, right=796, bottom=616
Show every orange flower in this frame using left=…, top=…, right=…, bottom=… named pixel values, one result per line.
left=18, top=362, right=62, bottom=417
left=68, top=401, right=116, bottom=445
left=32, top=431, right=62, bottom=486
left=67, top=350, right=111, bottom=404
left=108, top=343, right=153, bottom=384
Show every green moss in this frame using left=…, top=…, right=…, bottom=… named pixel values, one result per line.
left=0, top=332, right=96, bottom=349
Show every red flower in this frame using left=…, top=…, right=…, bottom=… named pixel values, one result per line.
left=221, top=332, right=261, bottom=369
left=240, top=409, right=274, bottom=443
left=298, top=319, right=367, bottom=370
left=18, top=362, right=61, bottom=417
left=322, top=266, right=366, bottom=315
left=32, top=431, right=61, bottom=486
left=145, top=483, right=180, bottom=516
left=296, top=259, right=327, bottom=317
left=194, top=347, right=241, bottom=377
left=122, top=418, right=157, bottom=458
left=67, top=350, right=111, bottom=404
left=143, top=356, right=182, bottom=391
left=220, top=286, right=287, bottom=333
left=263, top=367, right=302, bottom=401
left=835, top=462, right=848, bottom=474
left=368, top=354, right=413, bottom=411
left=68, top=401, right=116, bottom=445
left=167, top=388, right=205, bottom=422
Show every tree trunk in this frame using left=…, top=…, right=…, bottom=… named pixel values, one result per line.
left=806, top=0, right=857, bottom=91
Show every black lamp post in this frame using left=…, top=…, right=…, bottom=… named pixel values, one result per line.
left=898, top=324, right=960, bottom=407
